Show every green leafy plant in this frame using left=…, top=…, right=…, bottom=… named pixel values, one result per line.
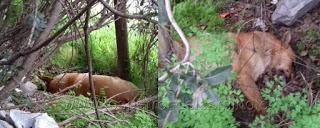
left=159, top=1, right=240, bottom=126
left=213, top=81, right=244, bottom=107
left=159, top=64, right=241, bottom=127
left=250, top=76, right=320, bottom=128
left=169, top=104, right=239, bottom=128
left=112, top=111, right=157, bottom=128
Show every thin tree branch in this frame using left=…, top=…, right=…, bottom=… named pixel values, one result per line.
left=55, top=13, right=114, bottom=44
left=98, top=0, right=157, bottom=24
left=83, top=1, right=102, bottom=127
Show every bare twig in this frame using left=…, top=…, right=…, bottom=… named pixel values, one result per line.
left=26, top=0, right=39, bottom=47
left=83, top=1, right=102, bottom=127
left=98, top=0, right=157, bottom=24
left=105, top=90, right=131, bottom=103
left=299, top=72, right=313, bottom=106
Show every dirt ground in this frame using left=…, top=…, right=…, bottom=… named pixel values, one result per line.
left=221, top=1, right=320, bottom=127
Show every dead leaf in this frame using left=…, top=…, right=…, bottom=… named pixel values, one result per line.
left=300, top=50, right=308, bottom=56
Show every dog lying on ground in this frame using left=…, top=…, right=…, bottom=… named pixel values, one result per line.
left=229, top=31, right=295, bottom=114
left=160, top=31, right=295, bottom=114
left=40, top=73, right=139, bottom=104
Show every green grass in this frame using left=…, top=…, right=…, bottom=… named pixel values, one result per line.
left=171, top=0, right=233, bottom=75
left=173, top=0, right=228, bottom=37
left=89, top=26, right=118, bottom=74
left=190, top=32, right=233, bottom=76
left=50, top=25, right=157, bottom=91
left=46, top=95, right=156, bottom=128
left=50, top=43, right=80, bottom=69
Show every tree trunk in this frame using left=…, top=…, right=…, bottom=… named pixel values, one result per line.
left=114, top=0, right=129, bottom=80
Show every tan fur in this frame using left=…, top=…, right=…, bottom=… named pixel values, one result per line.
left=229, top=31, right=295, bottom=114
left=42, top=73, right=139, bottom=103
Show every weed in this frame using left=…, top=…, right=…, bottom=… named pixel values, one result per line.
left=250, top=76, right=320, bottom=128
left=213, top=81, right=244, bottom=107
left=112, top=111, right=157, bottom=128
left=168, top=104, right=239, bottom=128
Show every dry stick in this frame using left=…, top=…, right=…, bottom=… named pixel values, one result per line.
left=58, top=95, right=157, bottom=127
left=0, top=0, right=97, bottom=65
left=26, top=0, right=38, bottom=47
left=105, top=90, right=131, bottom=103
left=162, top=110, right=172, bottom=128
left=299, top=72, right=314, bottom=106
left=78, top=116, right=101, bottom=127
left=83, top=1, right=102, bottom=127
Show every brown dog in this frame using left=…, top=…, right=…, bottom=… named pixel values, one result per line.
left=40, top=73, right=139, bottom=103
left=229, top=31, right=295, bottom=114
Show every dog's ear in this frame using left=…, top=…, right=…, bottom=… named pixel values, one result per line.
left=281, top=31, right=292, bottom=48
left=38, top=76, right=53, bottom=84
